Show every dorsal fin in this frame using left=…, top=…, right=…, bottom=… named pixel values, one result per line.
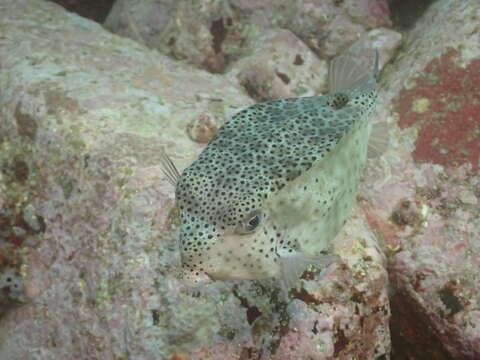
left=328, top=48, right=378, bottom=94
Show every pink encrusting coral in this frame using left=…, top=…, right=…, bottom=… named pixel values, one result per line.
left=394, top=49, right=480, bottom=170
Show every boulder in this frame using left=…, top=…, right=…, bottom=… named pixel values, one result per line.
left=104, top=0, right=392, bottom=72
left=359, top=0, right=480, bottom=357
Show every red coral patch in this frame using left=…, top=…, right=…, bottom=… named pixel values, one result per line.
left=394, top=49, right=480, bottom=169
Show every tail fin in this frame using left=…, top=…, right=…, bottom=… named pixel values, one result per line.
left=328, top=48, right=379, bottom=94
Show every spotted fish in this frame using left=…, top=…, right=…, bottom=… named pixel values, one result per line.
left=162, top=48, right=382, bottom=291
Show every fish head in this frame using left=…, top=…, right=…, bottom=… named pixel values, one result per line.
left=175, top=166, right=281, bottom=286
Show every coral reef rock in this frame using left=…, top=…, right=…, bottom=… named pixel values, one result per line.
left=359, top=0, right=480, bottom=358
left=0, top=0, right=391, bottom=359
left=104, top=0, right=392, bottom=72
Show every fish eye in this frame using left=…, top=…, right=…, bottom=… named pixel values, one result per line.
left=247, top=215, right=260, bottom=229
left=237, top=210, right=262, bottom=234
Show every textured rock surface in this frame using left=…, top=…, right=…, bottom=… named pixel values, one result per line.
left=104, top=0, right=401, bottom=109
left=228, top=26, right=401, bottom=104
left=359, top=0, right=480, bottom=358
left=0, top=0, right=391, bottom=359
left=6, top=0, right=479, bottom=358
left=230, top=28, right=329, bottom=102
left=105, top=0, right=392, bottom=73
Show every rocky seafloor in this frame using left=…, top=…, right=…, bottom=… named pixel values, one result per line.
left=0, top=0, right=478, bottom=359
